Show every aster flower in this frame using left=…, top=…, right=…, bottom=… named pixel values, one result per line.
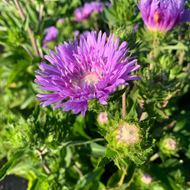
left=43, top=26, right=58, bottom=47
left=139, top=0, right=190, bottom=32
left=74, top=2, right=104, bottom=22
left=35, top=31, right=140, bottom=115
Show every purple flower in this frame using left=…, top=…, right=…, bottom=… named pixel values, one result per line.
left=74, top=2, right=104, bottom=22
left=43, top=26, right=58, bottom=47
left=35, top=31, right=140, bottom=115
left=139, top=0, right=190, bottom=32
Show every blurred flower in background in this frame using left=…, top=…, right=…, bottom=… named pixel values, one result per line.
left=159, top=136, right=178, bottom=156
left=43, top=26, right=58, bottom=47
left=35, top=31, right=140, bottom=115
left=57, top=18, right=65, bottom=25
left=74, top=2, right=105, bottom=22
left=139, top=0, right=190, bottom=32
left=140, top=173, right=153, bottom=185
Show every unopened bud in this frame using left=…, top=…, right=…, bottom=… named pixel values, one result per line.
left=160, top=137, right=178, bottom=155
left=57, top=18, right=65, bottom=26
left=139, top=0, right=190, bottom=32
left=97, top=112, right=108, bottom=125
left=141, top=173, right=152, bottom=185
left=165, top=138, right=177, bottom=150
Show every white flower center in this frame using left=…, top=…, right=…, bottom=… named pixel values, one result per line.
left=83, top=72, right=99, bottom=85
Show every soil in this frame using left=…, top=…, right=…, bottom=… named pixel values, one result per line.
left=0, top=175, right=27, bottom=190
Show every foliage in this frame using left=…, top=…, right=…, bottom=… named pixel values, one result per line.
left=0, top=0, right=190, bottom=189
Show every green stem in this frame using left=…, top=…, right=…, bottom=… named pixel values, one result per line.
left=13, top=0, right=43, bottom=57
left=118, top=169, right=126, bottom=186
left=59, top=138, right=105, bottom=148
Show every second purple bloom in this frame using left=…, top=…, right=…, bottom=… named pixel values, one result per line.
left=139, top=0, right=190, bottom=32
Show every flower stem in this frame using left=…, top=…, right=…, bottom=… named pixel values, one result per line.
left=118, top=169, right=126, bottom=186
left=13, top=0, right=43, bottom=58
left=122, top=90, right=126, bottom=119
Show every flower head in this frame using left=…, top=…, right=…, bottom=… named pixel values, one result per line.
left=74, top=2, right=104, bottom=22
left=43, top=26, right=58, bottom=47
left=35, top=31, right=140, bottom=115
left=139, top=0, right=190, bottom=32
left=116, top=123, right=141, bottom=145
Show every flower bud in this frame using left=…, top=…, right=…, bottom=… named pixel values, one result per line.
left=43, top=26, right=58, bottom=48
left=116, top=123, right=141, bottom=145
left=57, top=18, right=65, bottom=27
left=160, top=136, right=178, bottom=155
left=97, top=112, right=108, bottom=125
left=139, top=0, right=190, bottom=32
left=141, top=173, right=152, bottom=185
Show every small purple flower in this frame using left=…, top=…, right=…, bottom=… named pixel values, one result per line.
left=74, top=2, right=104, bottom=22
left=43, top=26, right=58, bottom=47
left=139, top=0, right=190, bottom=32
left=35, top=31, right=140, bottom=115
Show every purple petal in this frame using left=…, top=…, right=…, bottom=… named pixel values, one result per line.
left=180, top=10, right=190, bottom=22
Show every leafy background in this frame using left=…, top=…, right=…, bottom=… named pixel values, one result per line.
left=0, top=0, right=190, bottom=189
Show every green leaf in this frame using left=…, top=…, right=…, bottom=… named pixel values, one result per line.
left=107, top=170, right=123, bottom=187
left=162, top=43, right=188, bottom=51
left=0, top=149, right=25, bottom=180
left=75, top=168, right=104, bottom=190
left=90, top=142, right=106, bottom=157
left=126, top=89, right=139, bottom=121
left=7, top=60, right=29, bottom=86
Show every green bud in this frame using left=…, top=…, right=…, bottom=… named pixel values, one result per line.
left=140, top=173, right=153, bottom=185
left=135, top=171, right=153, bottom=190
left=159, top=136, right=178, bottom=156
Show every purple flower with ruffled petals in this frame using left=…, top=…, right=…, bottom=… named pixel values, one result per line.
left=35, top=31, right=140, bottom=115
left=74, top=2, right=104, bottom=22
left=43, top=26, right=58, bottom=47
left=139, top=0, right=190, bottom=32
